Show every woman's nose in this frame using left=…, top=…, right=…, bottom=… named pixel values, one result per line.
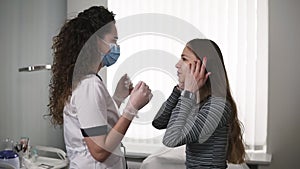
left=175, top=60, right=181, bottom=68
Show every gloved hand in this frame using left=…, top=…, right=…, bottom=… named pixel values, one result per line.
left=123, top=81, right=152, bottom=119
left=113, top=74, right=133, bottom=106
left=183, top=57, right=211, bottom=93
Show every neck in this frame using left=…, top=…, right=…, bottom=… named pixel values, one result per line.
left=97, top=62, right=104, bottom=72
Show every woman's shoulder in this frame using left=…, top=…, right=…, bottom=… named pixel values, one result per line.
left=202, top=96, right=232, bottom=111
left=73, top=74, right=105, bottom=93
left=205, top=96, right=229, bottom=104
left=78, top=74, right=103, bottom=86
left=200, top=96, right=232, bottom=122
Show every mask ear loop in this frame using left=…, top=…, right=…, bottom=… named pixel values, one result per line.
left=96, top=37, right=110, bottom=57
left=99, top=38, right=119, bottom=53
left=100, top=38, right=110, bottom=45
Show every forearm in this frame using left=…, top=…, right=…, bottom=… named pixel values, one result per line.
left=152, top=86, right=181, bottom=129
left=112, top=95, right=123, bottom=108
left=163, top=95, right=197, bottom=147
left=105, top=115, right=132, bottom=148
left=86, top=114, right=134, bottom=162
left=163, top=96, right=231, bottom=147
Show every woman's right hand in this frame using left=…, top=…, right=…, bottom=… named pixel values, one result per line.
left=183, top=57, right=211, bottom=93
left=128, top=81, right=152, bottom=110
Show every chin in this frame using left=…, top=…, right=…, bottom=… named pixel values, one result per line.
left=178, top=79, right=184, bottom=83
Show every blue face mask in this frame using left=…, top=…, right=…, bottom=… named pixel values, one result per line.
left=101, top=39, right=120, bottom=67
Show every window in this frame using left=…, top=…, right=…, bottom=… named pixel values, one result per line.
left=107, top=0, right=268, bottom=153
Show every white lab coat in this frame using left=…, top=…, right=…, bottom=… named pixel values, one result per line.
left=63, top=74, right=126, bottom=169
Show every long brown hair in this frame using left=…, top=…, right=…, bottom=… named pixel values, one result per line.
left=48, top=6, right=115, bottom=125
left=187, top=39, right=245, bottom=163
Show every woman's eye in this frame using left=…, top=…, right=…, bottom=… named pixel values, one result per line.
left=182, top=58, right=187, bottom=61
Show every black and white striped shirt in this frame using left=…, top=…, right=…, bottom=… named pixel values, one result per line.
left=152, top=86, right=231, bottom=169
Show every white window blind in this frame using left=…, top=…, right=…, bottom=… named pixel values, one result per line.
left=107, top=0, right=268, bottom=152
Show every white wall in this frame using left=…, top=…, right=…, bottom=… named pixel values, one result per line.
left=260, top=0, right=300, bottom=168
left=0, top=0, right=66, bottom=149
left=67, top=0, right=107, bottom=18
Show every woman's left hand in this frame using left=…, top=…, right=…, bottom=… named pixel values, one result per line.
left=113, top=74, right=133, bottom=103
left=183, top=56, right=211, bottom=93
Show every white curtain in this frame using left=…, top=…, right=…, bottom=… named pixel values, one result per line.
left=107, top=0, right=268, bottom=152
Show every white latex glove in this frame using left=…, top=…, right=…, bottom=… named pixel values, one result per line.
left=113, top=74, right=133, bottom=106
left=123, top=81, right=152, bottom=119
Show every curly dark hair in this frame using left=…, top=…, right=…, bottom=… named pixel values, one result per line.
left=48, top=6, right=115, bottom=125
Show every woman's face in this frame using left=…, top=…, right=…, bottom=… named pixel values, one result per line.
left=97, top=23, right=118, bottom=69
left=175, top=46, right=200, bottom=84
left=98, top=23, right=118, bottom=54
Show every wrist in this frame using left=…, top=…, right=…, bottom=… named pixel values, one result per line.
left=176, top=85, right=184, bottom=91
left=123, top=101, right=139, bottom=120
left=122, top=112, right=135, bottom=121
left=181, top=90, right=196, bottom=101
left=113, top=95, right=124, bottom=103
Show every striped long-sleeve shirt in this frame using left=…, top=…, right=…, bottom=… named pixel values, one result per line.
left=152, top=86, right=232, bottom=169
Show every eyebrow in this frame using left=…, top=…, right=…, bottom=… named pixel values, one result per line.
left=181, top=54, right=189, bottom=58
